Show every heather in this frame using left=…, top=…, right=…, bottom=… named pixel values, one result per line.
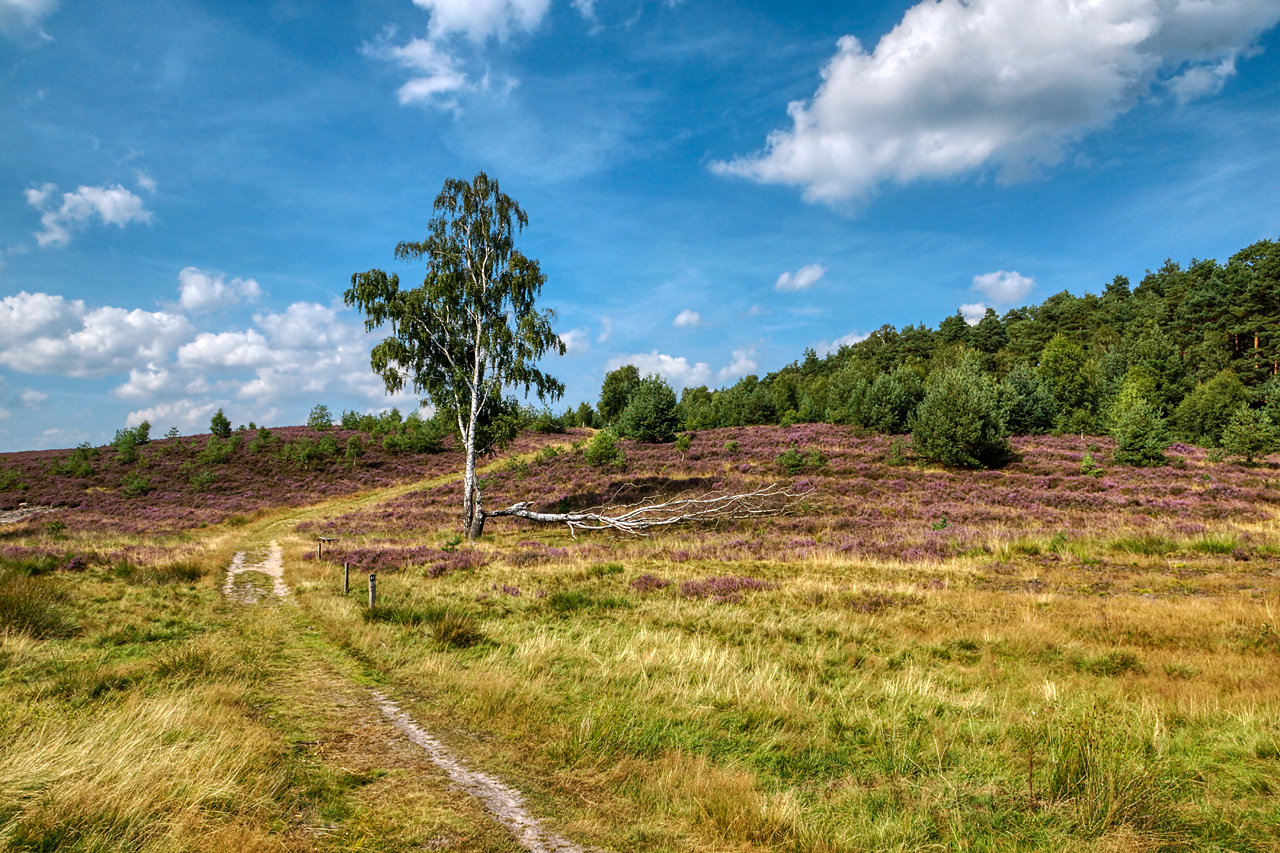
left=0, top=426, right=579, bottom=533
left=303, top=423, right=1280, bottom=568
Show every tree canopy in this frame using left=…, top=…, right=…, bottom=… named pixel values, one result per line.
left=346, top=171, right=564, bottom=538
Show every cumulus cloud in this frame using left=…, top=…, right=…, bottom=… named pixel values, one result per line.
left=559, top=328, right=591, bottom=354
left=25, top=182, right=151, bottom=247
left=0, top=0, right=56, bottom=38
left=959, top=303, right=989, bottom=324
left=717, top=348, right=759, bottom=382
left=673, top=309, right=701, bottom=328
left=609, top=351, right=711, bottom=389
left=972, top=270, right=1034, bottom=305
left=177, top=266, right=262, bottom=313
left=816, top=329, right=870, bottom=356
left=0, top=291, right=192, bottom=377
left=124, top=399, right=223, bottom=432
left=714, top=0, right=1280, bottom=205
left=19, top=389, right=46, bottom=406
left=775, top=264, right=826, bottom=292
left=412, top=0, right=550, bottom=42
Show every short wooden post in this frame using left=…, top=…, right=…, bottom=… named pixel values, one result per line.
left=343, top=562, right=350, bottom=594
left=317, top=536, right=336, bottom=559
left=368, top=573, right=376, bottom=609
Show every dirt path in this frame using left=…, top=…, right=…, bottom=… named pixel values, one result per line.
left=222, top=540, right=290, bottom=602
left=221, top=532, right=589, bottom=853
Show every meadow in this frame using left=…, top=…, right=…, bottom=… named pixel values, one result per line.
left=1, top=424, right=1278, bottom=851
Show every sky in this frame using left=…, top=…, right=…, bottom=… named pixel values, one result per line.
left=2, top=0, right=1279, bottom=452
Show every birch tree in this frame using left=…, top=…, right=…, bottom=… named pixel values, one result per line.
left=346, top=172, right=564, bottom=539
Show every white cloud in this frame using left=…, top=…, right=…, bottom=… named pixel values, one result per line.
left=714, top=0, right=1280, bottom=205
left=597, top=317, right=614, bottom=344
left=25, top=182, right=151, bottom=247
left=135, top=170, right=157, bottom=193
left=972, top=270, right=1034, bottom=305
left=0, top=292, right=192, bottom=377
left=559, top=328, right=590, bottom=355
left=125, top=399, right=223, bottom=431
left=673, top=309, right=701, bottom=328
left=368, top=34, right=471, bottom=107
left=775, top=263, right=826, bottom=292
left=717, top=348, right=759, bottom=382
left=0, top=0, right=56, bottom=38
left=608, top=351, right=711, bottom=389
left=816, top=330, right=870, bottom=356
left=412, top=0, right=550, bottom=42
left=19, top=388, right=46, bottom=406
left=959, top=302, right=988, bottom=324
left=572, top=0, right=597, bottom=22
left=177, top=330, right=277, bottom=370
left=177, top=266, right=262, bottom=313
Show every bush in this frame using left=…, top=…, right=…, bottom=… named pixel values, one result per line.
left=51, top=443, right=99, bottom=478
left=247, top=426, right=276, bottom=454
left=0, top=468, right=25, bottom=491
left=599, top=364, right=641, bottom=424
left=1112, top=391, right=1169, bottom=467
left=344, top=435, right=366, bottom=466
left=859, top=366, right=925, bottom=433
left=1175, top=369, right=1247, bottom=446
left=120, top=473, right=154, bottom=498
left=617, top=375, right=679, bottom=443
left=584, top=430, right=625, bottom=468
left=911, top=356, right=1010, bottom=469
left=775, top=444, right=826, bottom=474
left=1221, top=406, right=1278, bottom=463
left=307, top=403, right=334, bottom=431
left=674, top=433, right=692, bottom=454
left=209, top=408, right=232, bottom=439
left=112, top=420, right=150, bottom=463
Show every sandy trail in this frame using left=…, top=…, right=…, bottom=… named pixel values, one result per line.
left=222, top=540, right=290, bottom=602
left=374, top=693, right=588, bottom=853
left=223, top=539, right=588, bottom=852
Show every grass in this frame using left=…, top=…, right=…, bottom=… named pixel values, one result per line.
left=5, top=427, right=1280, bottom=852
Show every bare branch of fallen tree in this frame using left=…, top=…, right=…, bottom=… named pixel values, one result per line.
left=484, top=483, right=797, bottom=538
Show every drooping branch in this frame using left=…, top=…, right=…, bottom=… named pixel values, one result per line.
left=484, top=483, right=798, bottom=538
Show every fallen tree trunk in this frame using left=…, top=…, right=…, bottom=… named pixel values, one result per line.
left=484, top=483, right=796, bottom=538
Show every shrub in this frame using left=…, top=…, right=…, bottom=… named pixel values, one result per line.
left=775, top=444, right=826, bottom=474
left=617, top=374, right=679, bottom=442
left=584, top=430, right=625, bottom=468
left=674, top=433, right=692, bottom=454
left=248, top=426, right=276, bottom=454
left=1001, top=363, right=1058, bottom=435
left=1175, top=369, right=1247, bottom=446
left=1080, top=452, right=1101, bottom=477
left=112, top=421, right=150, bottom=463
left=911, top=355, right=1010, bottom=469
left=209, top=408, right=232, bottom=439
left=1112, top=393, right=1169, bottom=467
left=1221, top=406, right=1278, bottom=463
left=120, top=473, right=154, bottom=498
left=198, top=434, right=241, bottom=465
left=344, top=435, right=366, bottom=466
left=307, top=403, right=334, bottom=431
left=0, top=467, right=25, bottom=491
left=51, top=443, right=99, bottom=478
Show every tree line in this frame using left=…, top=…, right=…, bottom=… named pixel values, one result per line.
left=578, top=236, right=1280, bottom=468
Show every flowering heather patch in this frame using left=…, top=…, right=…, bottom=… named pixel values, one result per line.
left=0, top=427, right=583, bottom=534
left=314, top=545, right=488, bottom=577
left=313, top=424, right=1280, bottom=565
left=678, top=575, right=773, bottom=603
left=629, top=573, right=670, bottom=592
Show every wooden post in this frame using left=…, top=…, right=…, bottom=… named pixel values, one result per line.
left=343, top=562, right=350, bottom=594
left=368, top=573, right=376, bottom=609
left=317, top=540, right=323, bottom=559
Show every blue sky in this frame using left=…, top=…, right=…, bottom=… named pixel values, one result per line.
left=2, top=0, right=1279, bottom=451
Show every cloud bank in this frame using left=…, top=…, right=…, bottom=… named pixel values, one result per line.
left=714, top=0, right=1280, bottom=205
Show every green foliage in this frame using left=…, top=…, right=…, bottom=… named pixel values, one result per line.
left=1001, top=363, right=1058, bottom=435
left=859, top=366, right=924, bottom=434
left=1221, top=406, right=1278, bottom=463
left=1080, top=452, right=1101, bottom=477
left=0, top=467, right=26, bottom=491
left=120, top=472, right=154, bottom=498
left=583, top=429, right=625, bottom=468
left=186, top=466, right=218, bottom=492
left=307, top=403, right=334, bottom=431
left=112, top=421, right=150, bottom=463
left=775, top=444, right=826, bottom=474
left=616, top=374, right=679, bottom=443
left=530, top=408, right=566, bottom=434
left=674, top=433, right=692, bottom=454
left=1175, top=369, right=1248, bottom=446
left=911, top=356, right=1010, bottom=469
left=344, top=435, right=366, bottom=466
left=209, top=408, right=232, bottom=439
left=164, top=427, right=180, bottom=440
left=1039, top=334, right=1098, bottom=429
left=1111, top=388, right=1170, bottom=467
left=247, top=426, right=277, bottom=454
left=51, top=443, right=99, bottom=478
left=0, top=565, right=77, bottom=638
left=198, top=434, right=241, bottom=465
left=599, top=364, right=641, bottom=425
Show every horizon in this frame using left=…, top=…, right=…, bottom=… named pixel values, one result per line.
left=3, top=0, right=1280, bottom=452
